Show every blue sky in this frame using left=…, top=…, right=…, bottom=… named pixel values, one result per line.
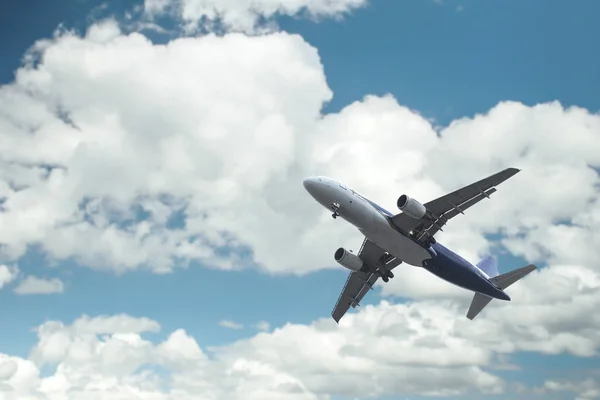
left=285, top=0, right=600, bottom=124
left=1, top=0, right=599, bottom=399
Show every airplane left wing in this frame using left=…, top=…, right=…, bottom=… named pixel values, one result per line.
left=331, top=239, right=402, bottom=323
left=391, top=167, right=520, bottom=243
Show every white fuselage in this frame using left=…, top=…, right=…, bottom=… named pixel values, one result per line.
left=303, top=176, right=431, bottom=266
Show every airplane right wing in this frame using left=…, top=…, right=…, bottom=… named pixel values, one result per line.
left=331, top=239, right=402, bottom=323
left=391, top=167, right=520, bottom=244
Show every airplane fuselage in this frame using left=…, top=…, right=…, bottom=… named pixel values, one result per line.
left=303, top=176, right=510, bottom=301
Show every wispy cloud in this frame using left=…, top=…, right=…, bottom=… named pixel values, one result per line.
left=14, top=276, right=64, bottom=295
left=253, top=321, right=270, bottom=332
left=218, top=319, right=243, bottom=330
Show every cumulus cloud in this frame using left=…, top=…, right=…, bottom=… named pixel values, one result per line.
left=543, top=377, right=600, bottom=400
left=13, top=276, right=64, bottom=295
left=3, top=20, right=599, bottom=286
left=143, top=0, right=368, bottom=34
left=0, top=0, right=597, bottom=398
left=0, top=20, right=337, bottom=275
left=0, top=260, right=590, bottom=400
left=1, top=25, right=600, bottom=386
left=219, top=319, right=244, bottom=330
left=3, top=268, right=600, bottom=400
left=1, top=11, right=600, bottom=398
left=0, top=264, right=18, bottom=290
left=28, top=314, right=161, bottom=368
left=0, top=311, right=500, bottom=399
left=3, top=314, right=330, bottom=400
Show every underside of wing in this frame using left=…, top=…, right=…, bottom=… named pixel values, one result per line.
left=390, top=167, right=520, bottom=244
left=331, top=239, right=401, bottom=323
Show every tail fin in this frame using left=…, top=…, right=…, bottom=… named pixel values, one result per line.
left=466, top=264, right=537, bottom=320
left=476, top=256, right=499, bottom=278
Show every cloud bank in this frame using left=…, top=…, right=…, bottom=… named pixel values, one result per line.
left=0, top=1, right=599, bottom=398
left=143, top=0, right=368, bottom=33
left=2, top=281, right=600, bottom=400
left=1, top=19, right=599, bottom=282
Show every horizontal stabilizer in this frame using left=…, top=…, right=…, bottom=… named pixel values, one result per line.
left=491, top=264, right=537, bottom=290
left=466, top=264, right=537, bottom=320
left=466, top=293, right=493, bottom=320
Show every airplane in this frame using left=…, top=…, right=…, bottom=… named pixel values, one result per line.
left=302, top=168, right=537, bottom=323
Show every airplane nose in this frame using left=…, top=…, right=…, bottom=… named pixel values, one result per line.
left=303, top=177, right=317, bottom=193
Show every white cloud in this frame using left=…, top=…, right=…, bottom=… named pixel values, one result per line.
left=3, top=270, right=599, bottom=400
left=0, top=22, right=336, bottom=275
left=0, top=4, right=599, bottom=382
left=143, top=0, right=368, bottom=34
left=0, top=311, right=500, bottom=399
left=3, top=314, right=331, bottom=399
left=0, top=19, right=599, bottom=303
left=0, top=265, right=18, bottom=290
left=546, top=378, right=600, bottom=400
left=254, top=320, right=271, bottom=331
left=28, top=314, right=161, bottom=368
left=68, top=314, right=162, bottom=334
left=219, top=319, right=244, bottom=330
left=14, top=276, right=64, bottom=295
left=2, top=235, right=600, bottom=399
left=0, top=3, right=597, bottom=399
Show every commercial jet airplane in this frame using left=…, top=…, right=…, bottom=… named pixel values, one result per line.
left=303, top=168, right=537, bottom=323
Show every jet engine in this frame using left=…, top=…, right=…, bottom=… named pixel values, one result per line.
left=334, top=247, right=363, bottom=272
left=397, top=194, right=427, bottom=219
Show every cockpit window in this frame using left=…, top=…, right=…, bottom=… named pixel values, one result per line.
left=339, top=183, right=347, bottom=190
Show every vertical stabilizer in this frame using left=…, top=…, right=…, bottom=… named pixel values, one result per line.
left=476, top=256, right=499, bottom=278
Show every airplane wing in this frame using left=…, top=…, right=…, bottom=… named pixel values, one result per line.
left=331, top=238, right=402, bottom=323
left=390, top=168, right=520, bottom=244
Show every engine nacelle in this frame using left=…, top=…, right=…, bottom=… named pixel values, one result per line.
left=334, top=247, right=363, bottom=272
left=397, top=194, right=427, bottom=219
